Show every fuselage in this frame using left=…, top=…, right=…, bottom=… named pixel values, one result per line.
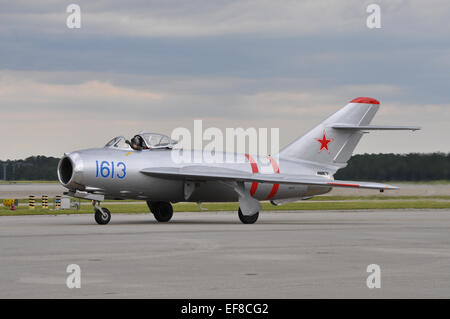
left=58, top=147, right=333, bottom=203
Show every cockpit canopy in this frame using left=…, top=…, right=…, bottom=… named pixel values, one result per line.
left=104, top=133, right=177, bottom=150
left=140, top=133, right=177, bottom=148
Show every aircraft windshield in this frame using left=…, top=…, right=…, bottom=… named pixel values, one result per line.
left=104, top=136, right=131, bottom=149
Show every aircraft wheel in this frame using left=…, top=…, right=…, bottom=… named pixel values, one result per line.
left=147, top=201, right=173, bottom=222
left=238, top=207, right=259, bottom=224
left=94, top=207, right=111, bottom=225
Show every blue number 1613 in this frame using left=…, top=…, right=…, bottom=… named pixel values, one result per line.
left=95, top=161, right=126, bottom=179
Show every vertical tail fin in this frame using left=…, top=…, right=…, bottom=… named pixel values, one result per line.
left=278, top=97, right=380, bottom=167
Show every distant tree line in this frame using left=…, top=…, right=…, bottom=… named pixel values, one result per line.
left=335, top=153, right=450, bottom=181
left=0, top=153, right=449, bottom=181
left=0, top=156, right=60, bottom=181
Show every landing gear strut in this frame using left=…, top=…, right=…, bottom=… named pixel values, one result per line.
left=238, top=207, right=259, bottom=224
left=147, top=201, right=173, bottom=222
left=93, top=201, right=111, bottom=225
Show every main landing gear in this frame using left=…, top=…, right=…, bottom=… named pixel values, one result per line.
left=147, top=201, right=174, bottom=222
left=238, top=207, right=259, bottom=224
left=93, top=201, right=111, bottom=225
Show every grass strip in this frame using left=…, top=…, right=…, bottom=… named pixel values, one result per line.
left=1, top=200, right=450, bottom=216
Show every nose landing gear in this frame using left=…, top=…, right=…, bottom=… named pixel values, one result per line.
left=93, top=201, right=111, bottom=225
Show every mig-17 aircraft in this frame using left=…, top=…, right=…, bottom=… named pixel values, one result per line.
left=58, top=97, right=420, bottom=224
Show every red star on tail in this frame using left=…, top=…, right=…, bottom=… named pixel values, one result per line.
left=316, top=130, right=334, bottom=153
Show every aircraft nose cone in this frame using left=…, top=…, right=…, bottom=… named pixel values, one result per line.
left=57, top=152, right=84, bottom=189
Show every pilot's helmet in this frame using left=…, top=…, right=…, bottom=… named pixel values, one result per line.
left=131, top=135, right=141, bottom=145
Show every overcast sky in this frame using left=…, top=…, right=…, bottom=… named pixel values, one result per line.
left=1, top=0, right=449, bottom=160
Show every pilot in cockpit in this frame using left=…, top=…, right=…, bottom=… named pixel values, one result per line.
left=125, top=135, right=148, bottom=151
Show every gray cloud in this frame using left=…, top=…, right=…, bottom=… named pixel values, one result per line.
left=2, top=1, right=450, bottom=38
left=0, top=1, right=449, bottom=159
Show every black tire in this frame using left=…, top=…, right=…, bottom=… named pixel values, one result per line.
left=238, top=207, right=259, bottom=224
left=94, top=207, right=111, bottom=225
left=147, top=201, right=173, bottom=222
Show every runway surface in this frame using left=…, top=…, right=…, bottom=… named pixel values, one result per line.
left=0, top=183, right=65, bottom=199
left=1, top=210, right=449, bottom=298
left=2, top=182, right=450, bottom=198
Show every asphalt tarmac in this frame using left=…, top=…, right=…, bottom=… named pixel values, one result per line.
left=2, top=182, right=450, bottom=199
left=0, top=210, right=449, bottom=298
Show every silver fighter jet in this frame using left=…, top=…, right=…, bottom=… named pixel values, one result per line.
left=58, top=97, right=420, bottom=224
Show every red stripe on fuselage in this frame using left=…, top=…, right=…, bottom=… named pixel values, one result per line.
left=245, top=154, right=259, bottom=196
left=328, top=182, right=360, bottom=188
left=265, top=156, right=280, bottom=200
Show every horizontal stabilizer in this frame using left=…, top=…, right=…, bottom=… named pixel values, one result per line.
left=331, top=124, right=421, bottom=131
left=141, top=166, right=399, bottom=191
